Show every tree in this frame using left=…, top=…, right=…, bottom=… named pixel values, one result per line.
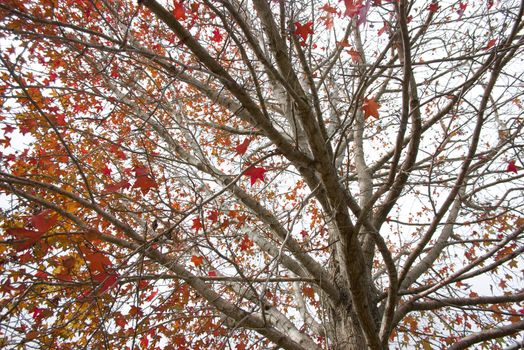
left=0, top=0, right=523, bottom=348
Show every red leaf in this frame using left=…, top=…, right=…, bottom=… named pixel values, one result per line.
left=362, top=97, right=381, bottom=119
left=235, top=138, right=250, bottom=155
left=140, top=336, right=149, bottom=349
left=192, top=217, right=202, bottom=232
left=30, top=210, right=57, bottom=233
left=337, top=39, right=350, bottom=48
left=457, top=2, right=467, bottom=18
left=484, top=39, right=497, bottom=50
left=507, top=160, right=518, bottom=173
left=2, top=124, right=15, bottom=134
left=104, top=179, right=131, bottom=193
left=132, top=175, right=158, bottom=194
left=428, top=2, right=439, bottom=12
left=302, top=286, right=315, bottom=299
left=348, top=48, right=361, bottom=63
left=92, top=271, right=119, bottom=294
left=31, top=307, right=45, bottom=321
left=102, top=165, right=112, bottom=176
left=211, top=28, right=223, bottom=43
left=378, top=21, right=389, bottom=36
left=320, top=4, right=338, bottom=14
left=145, top=289, right=158, bottom=302
left=83, top=249, right=112, bottom=273
left=243, top=166, right=267, bottom=186
left=133, top=166, right=149, bottom=177
left=294, top=21, right=314, bottom=42
left=7, top=228, right=43, bottom=251
left=239, top=235, right=253, bottom=251
left=208, top=210, right=219, bottom=223
left=173, top=1, right=186, bottom=20
left=344, top=0, right=362, bottom=17
left=191, top=255, right=204, bottom=266
left=487, top=0, right=494, bottom=9
left=208, top=271, right=217, bottom=277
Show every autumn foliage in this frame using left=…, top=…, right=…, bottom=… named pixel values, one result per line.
left=0, top=0, right=523, bottom=349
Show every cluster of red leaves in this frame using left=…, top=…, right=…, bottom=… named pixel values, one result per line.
left=80, top=246, right=119, bottom=296
left=6, top=210, right=57, bottom=251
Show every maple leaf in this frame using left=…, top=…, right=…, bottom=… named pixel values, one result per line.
left=344, top=0, right=363, bottom=17
left=7, top=228, right=44, bottom=251
left=362, top=97, right=381, bottom=119
left=132, top=175, right=158, bottom=194
left=320, top=4, right=338, bottom=14
left=30, top=210, right=57, bottom=233
left=235, top=138, right=250, bottom=155
left=102, top=165, right=112, bottom=176
left=83, top=249, right=112, bottom=273
left=173, top=1, right=186, bottom=20
left=427, top=2, right=439, bottom=13
left=302, top=286, right=315, bottom=299
left=294, top=21, right=314, bottom=42
left=378, top=21, right=389, bottom=36
left=348, top=48, right=361, bottom=63
left=115, top=312, right=127, bottom=328
left=2, top=124, right=15, bottom=134
left=239, top=235, right=253, bottom=251
left=191, top=217, right=202, bottom=232
left=94, top=272, right=119, bottom=295
left=337, top=39, right=350, bottom=47
left=211, top=28, right=223, bottom=43
left=484, top=38, right=497, bottom=50
left=507, top=160, right=518, bottom=173
left=133, top=166, right=149, bottom=177
left=191, top=255, right=204, bottom=266
left=207, top=210, right=219, bottom=223
left=457, top=2, right=467, bottom=18
left=243, top=166, right=267, bottom=186
left=104, top=179, right=131, bottom=193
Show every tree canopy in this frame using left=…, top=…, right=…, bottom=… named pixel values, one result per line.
left=0, top=0, right=523, bottom=349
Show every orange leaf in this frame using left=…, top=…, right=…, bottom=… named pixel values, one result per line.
left=302, top=286, right=315, bottom=299
left=362, top=97, right=380, bottom=119
left=191, top=255, right=204, bottom=266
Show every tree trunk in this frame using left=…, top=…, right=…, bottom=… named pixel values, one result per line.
left=330, top=304, right=367, bottom=349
